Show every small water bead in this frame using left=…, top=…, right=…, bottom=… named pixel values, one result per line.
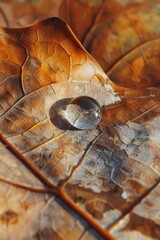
left=65, top=96, right=102, bottom=130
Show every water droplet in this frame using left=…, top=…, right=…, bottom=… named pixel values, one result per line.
left=65, top=96, right=102, bottom=130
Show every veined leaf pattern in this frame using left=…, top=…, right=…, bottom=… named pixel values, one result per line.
left=0, top=1, right=159, bottom=240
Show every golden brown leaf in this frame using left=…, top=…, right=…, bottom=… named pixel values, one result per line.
left=84, top=1, right=160, bottom=88
left=0, top=1, right=160, bottom=240
left=0, top=17, right=118, bottom=240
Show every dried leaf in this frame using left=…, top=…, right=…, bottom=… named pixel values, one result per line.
left=84, top=1, right=160, bottom=87
left=111, top=183, right=160, bottom=240
left=0, top=1, right=160, bottom=240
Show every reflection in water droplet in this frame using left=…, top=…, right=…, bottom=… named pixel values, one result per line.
left=65, top=96, right=102, bottom=130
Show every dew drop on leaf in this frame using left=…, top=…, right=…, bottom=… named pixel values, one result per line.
left=65, top=96, right=102, bottom=130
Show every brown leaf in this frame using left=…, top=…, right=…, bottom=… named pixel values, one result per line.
left=1, top=0, right=160, bottom=88
left=111, top=183, right=160, bottom=239
left=0, top=17, right=117, bottom=239
left=0, top=180, right=103, bottom=240
left=84, top=1, right=160, bottom=88
left=0, top=1, right=160, bottom=240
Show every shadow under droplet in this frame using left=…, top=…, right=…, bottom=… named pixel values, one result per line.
left=49, top=98, right=78, bottom=131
